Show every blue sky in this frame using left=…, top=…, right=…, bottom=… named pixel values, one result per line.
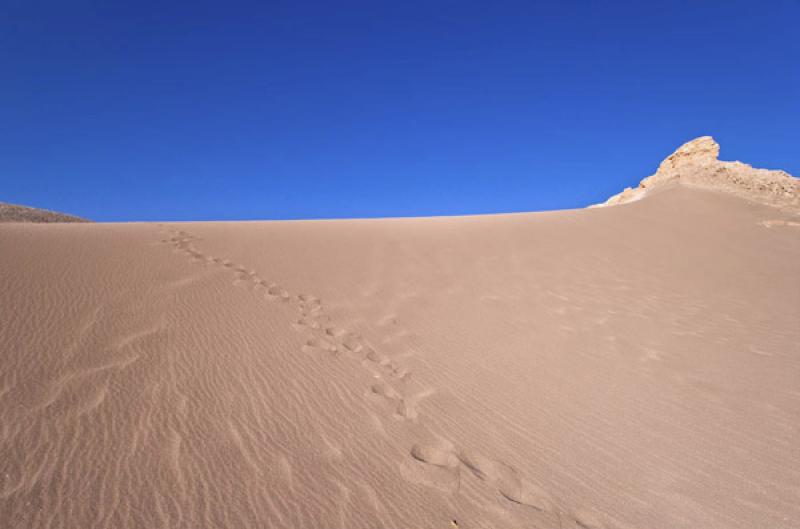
left=2, top=0, right=798, bottom=221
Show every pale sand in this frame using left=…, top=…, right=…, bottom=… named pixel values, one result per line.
left=1, top=186, right=799, bottom=529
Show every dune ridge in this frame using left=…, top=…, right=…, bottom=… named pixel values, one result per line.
left=0, top=202, right=88, bottom=223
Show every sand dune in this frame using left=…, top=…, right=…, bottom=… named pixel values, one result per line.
left=1, top=143, right=799, bottom=528
left=0, top=202, right=88, bottom=223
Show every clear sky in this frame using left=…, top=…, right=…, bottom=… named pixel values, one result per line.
left=2, top=1, right=798, bottom=222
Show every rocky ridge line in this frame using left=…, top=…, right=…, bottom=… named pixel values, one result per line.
left=596, top=136, right=799, bottom=213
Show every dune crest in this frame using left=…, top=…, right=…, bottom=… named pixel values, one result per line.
left=598, top=136, right=800, bottom=212
left=0, top=202, right=89, bottom=223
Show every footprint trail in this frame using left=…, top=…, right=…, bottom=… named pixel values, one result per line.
left=159, top=225, right=603, bottom=528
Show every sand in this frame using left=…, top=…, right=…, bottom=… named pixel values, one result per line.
left=1, top=184, right=799, bottom=529
left=0, top=202, right=88, bottom=223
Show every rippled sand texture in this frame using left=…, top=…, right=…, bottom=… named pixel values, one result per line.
left=1, top=186, right=799, bottom=529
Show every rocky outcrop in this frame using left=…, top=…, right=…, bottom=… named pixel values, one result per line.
left=0, top=202, right=89, bottom=223
left=596, top=136, right=800, bottom=212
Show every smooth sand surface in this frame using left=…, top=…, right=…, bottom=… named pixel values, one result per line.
left=1, top=186, right=799, bottom=529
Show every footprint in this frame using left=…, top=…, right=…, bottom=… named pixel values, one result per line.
left=411, top=444, right=459, bottom=468
left=298, top=294, right=321, bottom=305
left=400, top=444, right=460, bottom=493
left=341, top=334, right=363, bottom=353
left=294, top=317, right=321, bottom=330
left=267, top=285, right=291, bottom=301
left=396, top=388, right=433, bottom=420
left=368, top=383, right=420, bottom=420
left=305, top=313, right=331, bottom=326
left=364, top=348, right=392, bottom=366
left=391, top=367, right=412, bottom=382
left=325, top=326, right=347, bottom=338
left=457, top=449, right=553, bottom=512
left=395, top=398, right=417, bottom=419
left=303, top=338, right=338, bottom=354
left=300, top=298, right=324, bottom=315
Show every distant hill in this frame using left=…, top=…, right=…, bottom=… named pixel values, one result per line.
left=0, top=202, right=89, bottom=223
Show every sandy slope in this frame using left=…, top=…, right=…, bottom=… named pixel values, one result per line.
left=0, top=202, right=88, bottom=223
left=1, top=186, right=799, bottom=529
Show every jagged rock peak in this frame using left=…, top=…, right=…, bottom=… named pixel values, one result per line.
left=595, top=136, right=799, bottom=213
left=657, top=136, right=720, bottom=171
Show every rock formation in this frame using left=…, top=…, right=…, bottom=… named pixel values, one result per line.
left=597, top=136, right=800, bottom=213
